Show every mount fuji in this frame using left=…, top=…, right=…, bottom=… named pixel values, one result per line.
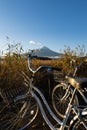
left=32, top=46, right=62, bottom=58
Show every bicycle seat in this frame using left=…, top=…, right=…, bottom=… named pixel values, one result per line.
left=65, top=76, right=87, bottom=89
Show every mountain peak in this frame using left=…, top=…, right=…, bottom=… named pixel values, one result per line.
left=40, top=46, right=50, bottom=50
left=33, top=46, right=62, bottom=58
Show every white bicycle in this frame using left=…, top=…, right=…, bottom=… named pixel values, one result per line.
left=52, top=60, right=87, bottom=129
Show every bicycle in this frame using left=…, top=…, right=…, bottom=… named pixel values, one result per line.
left=0, top=52, right=87, bottom=130
left=0, top=51, right=61, bottom=130
left=52, top=59, right=87, bottom=128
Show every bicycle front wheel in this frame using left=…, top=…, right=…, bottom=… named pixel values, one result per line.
left=52, top=83, right=79, bottom=118
left=0, top=97, right=38, bottom=130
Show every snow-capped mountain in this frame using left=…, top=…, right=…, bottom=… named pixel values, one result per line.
left=32, top=46, right=62, bottom=58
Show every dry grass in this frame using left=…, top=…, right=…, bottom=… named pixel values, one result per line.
left=0, top=54, right=87, bottom=91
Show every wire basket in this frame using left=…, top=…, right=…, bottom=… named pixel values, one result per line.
left=0, top=87, right=27, bottom=105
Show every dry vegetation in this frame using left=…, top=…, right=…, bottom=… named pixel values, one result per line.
left=0, top=44, right=87, bottom=91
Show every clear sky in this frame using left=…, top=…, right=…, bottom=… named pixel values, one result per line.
left=0, top=0, right=87, bottom=54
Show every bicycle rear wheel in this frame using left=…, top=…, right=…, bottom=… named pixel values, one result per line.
left=52, top=83, right=79, bottom=118
left=0, top=97, right=38, bottom=130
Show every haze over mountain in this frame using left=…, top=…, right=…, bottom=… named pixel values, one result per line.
left=32, top=46, right=62, bottom=58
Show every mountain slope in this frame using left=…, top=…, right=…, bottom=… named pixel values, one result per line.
left=33, top=46, right=62, bottom=57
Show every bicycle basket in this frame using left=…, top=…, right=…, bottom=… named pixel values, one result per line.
left=0, top=87, right=27, bottom=105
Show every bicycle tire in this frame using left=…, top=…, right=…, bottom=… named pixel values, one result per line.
left=0, top=97, right=38, bottom=130
left=52, top=83, right=79, bottom=118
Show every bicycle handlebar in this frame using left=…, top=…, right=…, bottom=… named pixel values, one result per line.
left=28, top=53, right=61, bottom=74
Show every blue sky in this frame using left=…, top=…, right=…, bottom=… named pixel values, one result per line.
left=0, top=0, right=87, bottom=54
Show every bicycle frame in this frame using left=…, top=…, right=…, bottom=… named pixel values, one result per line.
left=59, top=59, right=87, bottom=110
